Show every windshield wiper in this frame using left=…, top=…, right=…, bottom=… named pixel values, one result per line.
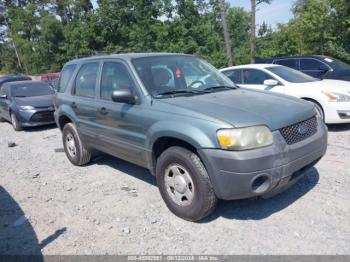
left=156, top=89, right=209, bottom=97
left=14, top=95, right=27, bottom=97
left=203, top=85, right=238, bottom=92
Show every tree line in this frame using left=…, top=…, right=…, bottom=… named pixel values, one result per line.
left=0, top=0, right=349, bottom=75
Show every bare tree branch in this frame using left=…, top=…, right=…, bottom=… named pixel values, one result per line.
left=218, top=0, right=233, bottom=66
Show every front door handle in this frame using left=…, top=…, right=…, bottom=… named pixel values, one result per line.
left=99, top=107, right=108, bottom=115
left=71, top=102, right=77, bottom=109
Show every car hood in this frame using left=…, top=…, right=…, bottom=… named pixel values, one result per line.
left=159, top=89, right=315, bottom=131
left=14, top=94, right=54, bottom=108
left=337, top=68, right=350, bottom=77
left=294, top=79, right=350, bottom=94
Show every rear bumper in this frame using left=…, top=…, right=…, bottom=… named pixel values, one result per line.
left=198, top=117, right=328, bottom=200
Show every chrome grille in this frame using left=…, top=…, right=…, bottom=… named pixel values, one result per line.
left=279, top=117, right=318, bottom=145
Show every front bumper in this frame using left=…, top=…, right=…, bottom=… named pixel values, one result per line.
left=198, top=117, right=328, bottom=200
left=323, top=101, right=350, bottom=124
left=16, top=109, right=56, bottom=127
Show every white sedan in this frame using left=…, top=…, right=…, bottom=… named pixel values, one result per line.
left=220, top=64, right=350, bottom=124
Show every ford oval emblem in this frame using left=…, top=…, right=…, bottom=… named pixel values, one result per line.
left=298, top=123, right=309, bottom=135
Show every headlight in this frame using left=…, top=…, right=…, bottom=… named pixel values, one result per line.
left=217, top=126, right=273, bottom=150
left=323, top=92, right=350, bottom=102
left=17, top=105, right=35, bottom=110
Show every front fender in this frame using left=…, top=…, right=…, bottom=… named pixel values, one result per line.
left=145, top=120, right=220, bottom=173
left=146, top=121, right=218, bottom=151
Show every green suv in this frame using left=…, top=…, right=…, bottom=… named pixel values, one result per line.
left=54, top=53, right=328, bottom=221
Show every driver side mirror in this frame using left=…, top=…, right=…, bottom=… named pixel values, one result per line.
left=263, top=79, right=279, bottom=86
left=319, top=64, right=330, bottom=72
left=0, top=94, right=7, bottom=99
left=111, top=89, right=136, bottom=104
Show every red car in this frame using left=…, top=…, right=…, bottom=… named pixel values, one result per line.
left=41, top=72, right=60, bottom=90
left=41, top=72, right=60, bottom=81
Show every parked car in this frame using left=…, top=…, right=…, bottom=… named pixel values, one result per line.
left=49, top=78, right=59, bottom=91
left=0, top=75, right=32, bottom=88
left=54, top=53, right=327, bottom=221
left=256, top=55, right=350, bottom=81
left=41, top=72, right=60, bottom=82
left=41, top=72, right=60, bottom=90
left=0, top=81, right=56, bottom=131
left=220, top=64, right=350, bottom=124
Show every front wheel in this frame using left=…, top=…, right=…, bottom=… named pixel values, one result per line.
left=311, top=101, right=324, bottom=121
left=62, top=123, right=91, bottom=166
left=156, top=146, right=217, bottom=221
left=11, top=113, right=22, bottom=131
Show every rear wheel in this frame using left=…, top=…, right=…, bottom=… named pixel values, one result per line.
left=62, top=123, right=91, bottom=166
left=156, top=146, right=217, bottom=221
left=11, top=113, right=22, bottom=131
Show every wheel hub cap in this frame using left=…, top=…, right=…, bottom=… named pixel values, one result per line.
left=66, top=133, right=77, bottom=157
left=174, top=175, right=187, bottom=194
left=164, top=164, right=194, bottom=206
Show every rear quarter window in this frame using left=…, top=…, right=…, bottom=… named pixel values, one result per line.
left=57, top=64, right=77, bottom=93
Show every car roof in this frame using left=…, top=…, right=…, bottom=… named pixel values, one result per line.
left=5, top=80, right=47, bottom=87
left=220, top=64, right=280, bottom=71
left=0, top=75, right=31, bottom=84
left=66, top=52, right=195, bottom=65
left=272, top=55, right=328, bottom=60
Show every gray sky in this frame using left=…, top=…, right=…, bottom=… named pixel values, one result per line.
left=229, top=0, right=294, bottom=28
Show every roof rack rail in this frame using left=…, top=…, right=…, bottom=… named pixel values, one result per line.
left=91, top=51, right=111, bottom=56
left=72, top=51, right=112, bottom=59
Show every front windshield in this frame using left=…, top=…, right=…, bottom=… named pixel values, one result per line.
left=326, top=57, right=350, bottom=69
left=11, top=82, right=54, bottom=97
left=132, top=55, right=235, bottom=97
left=267, top=66, right=319, bottom=83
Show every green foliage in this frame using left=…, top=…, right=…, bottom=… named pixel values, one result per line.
left=257, top=0, right=350, bottom=63
left=0, top=0, right=349, bottom=75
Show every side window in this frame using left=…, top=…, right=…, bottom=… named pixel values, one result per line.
left=58, top=64, right=76, bottom=93
left=242, top=69, right=271, bottom=84
left=74, top=62, right=99, bottom=98
left=275, top=59, right=298, bottom=69
left=300, top=59, right=324, bottom=71
left=222, top=70, right=242, bottom=84
left=100, top=62, right=135, bottom=100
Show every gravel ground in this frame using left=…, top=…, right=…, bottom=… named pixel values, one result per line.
left=0, top=121, right=349, bottom=255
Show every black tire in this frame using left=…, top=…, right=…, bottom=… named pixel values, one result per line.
left=156, top=146, right=217, bottom=221
left=10, top=113, right=22, bottom=131
left=62, top=123, right=91, bottom=166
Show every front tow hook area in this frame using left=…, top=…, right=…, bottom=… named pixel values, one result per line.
left=250, top=174, right=272, bottom=194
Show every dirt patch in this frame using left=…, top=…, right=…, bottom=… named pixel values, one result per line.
left=0, top=122, right=349, bottom=254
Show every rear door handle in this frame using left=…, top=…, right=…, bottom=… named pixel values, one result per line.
left=99, top=107, right=108, bottom=115
left=71, top=102, right=77, bottom=109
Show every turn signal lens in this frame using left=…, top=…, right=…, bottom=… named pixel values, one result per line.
left=323, top=92, right=337, bottom=101
left=323, top=91, right=350, bottom=102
